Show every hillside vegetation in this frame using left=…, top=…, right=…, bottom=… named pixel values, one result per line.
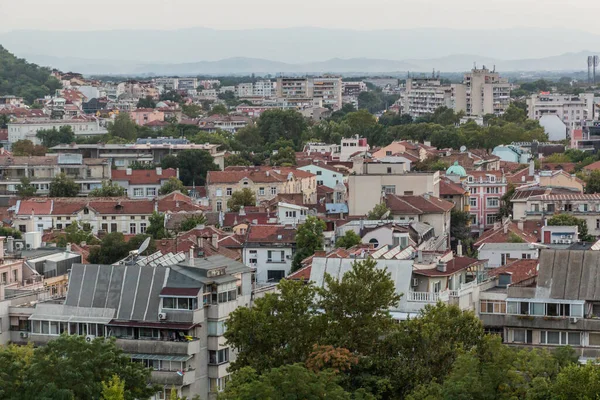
left=0, top=45, right=61, bottom=104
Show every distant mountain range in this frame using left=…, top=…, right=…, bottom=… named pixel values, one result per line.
left=0, top=26, right=598, bottom=75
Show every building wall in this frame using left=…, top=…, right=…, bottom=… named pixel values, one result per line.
left=479, top=247, right=538, bottom=268
left=243, top=245, right=294, bottom=283
left=298, top=165, right=344, bottom=189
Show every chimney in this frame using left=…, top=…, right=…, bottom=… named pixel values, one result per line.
left=417, top=250, right=423, bottom=262
left=503, top=223, right=508, bottom=234
left=7, top=237, right=14, bottom=254
left=518, top=218, right=524, bottom=231
left=456, top=240, right=463, bottom=257
left=239, top=206, right=246, bottom=216
left=66, top=242, right=72, bottom=253
left=189, top=246, right=195, bottom=262
left=266, top=171, right=270, bottom=177
left=212, top=233, right=219, bottom=249
left=528, top=160, right=534, bottom=177
left=154, top=200, right=158, bottom=212
left=156, top=167, right=162, bottom=176
left=436, top=262, right=447, bottom=272
left=126, top=168, right=132, bottom=176
left=176, top=200, right=180, bottom=208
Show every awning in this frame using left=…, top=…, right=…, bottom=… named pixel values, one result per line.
left=159, top=287, right=201, bottom=297
left=127, top=353, right=192, bottom=362
left=107, top=320, right=198, bottom=330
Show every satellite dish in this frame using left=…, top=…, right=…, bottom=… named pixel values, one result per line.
left=381, top=210, right=391, bottom=220
left=460, top=145, right=467, bottom=153
left=138, top=237, right=151, bottom=255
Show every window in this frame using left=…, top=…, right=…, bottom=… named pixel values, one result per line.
left=209, top=348, right=229, bottom=365
left=433, top=281, right=441, bottom=293
left=511, top=329, right=532, bottom=344
left=387, top=167, right=392, bottom=174
left=316, top=170, right=322, bottom=176
left=271, top=187, right=277, bottom=195
left=267, top=270, right=285, bottom=282
left=487, top=198, right=500, bottom=208
left=317, top=180, right=324, bottom=186
left=486, top=187, right=499, bottom=194
left=209, top=376, right=229, bottom=393
left=522, top=253, right=532, bottom=259
left=129, top=223, right=136, bottom=234
left=133, top=188, right=144, bottom=197
left=382, top=185, right=396, bottom=194
left=140, top=223, right=147, bottom=233
left=146, top=187, right=156, bottom=197
left=216, top=189, right=222, bottom=197
left=56, top=223, right=63, bottom=229
left=208, top=321, right=227, bottom=336
left=259, top=187, right=265, bottom=196
left=285, top=211, right=297, bottom=218
left=162, top=297, right=197, bottom=310
left=540, top=331, right=580, bottom=346
left=110, top=223, right=117, bottom=232
left=248, top=249, right=257, bottom=264
left=216, top=201, right=222, bottom=212
left=479, top=300, right=507, bottom=314
left=547, top=204, right=555, bottom=213
left=486, top=214, right=498, bottom=225
left=226, top=188, right=232, bottom=196
left=469, top=197, right=477, bottom=207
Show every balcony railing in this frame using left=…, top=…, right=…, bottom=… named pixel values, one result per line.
left=407, top=291, right=439, bottom=302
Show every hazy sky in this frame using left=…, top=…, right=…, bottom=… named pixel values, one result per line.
left=0, top=0, right=594, bottom=32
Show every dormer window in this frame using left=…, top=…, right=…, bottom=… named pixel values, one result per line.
left=83, top=207, right=89, bottom=215
left=467, top=176, right=474, bottom=183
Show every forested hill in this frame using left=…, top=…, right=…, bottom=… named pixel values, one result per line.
left=0, top=45, right=62, bottom=104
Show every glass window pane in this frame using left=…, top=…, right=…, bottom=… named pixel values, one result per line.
left=507, top=302, right=519, bottom=314
left=568, top=332, right=581, bottom=346
left=178, top=298, right=189, bottom=309
left=531, top=303, right=545, bottom=316
left=547, top=331, right=560, bottom=344
left=513, top=329, right=525, bottom=343
left=41, top=321, right=49, bottom=334
left=572, top=304, right=584, bottom=317
left=50, top=321, right=59, bottom=335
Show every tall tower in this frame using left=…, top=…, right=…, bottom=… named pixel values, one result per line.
left=588, top=56, right=593, bottom=84
left=594, top=56, right=599, bottom=84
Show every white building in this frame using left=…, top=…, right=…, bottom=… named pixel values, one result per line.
left=276, top=202, right=308, bottom=225
left=402, top=77, right=454, bottom=118
left=236, top=83, right=254, bottom=97
left=527, top=93, right=594, bottom=138
left=459, top=67, right=511, bottom=117
left=7, top=118, right=108, bottom=146
left=253, top=80, right=275, bottom=98
left=478, top=243, right=539, bottom=268
left=312, top=77, right=343, bottom=110
left=242, top=225, right=296, bottom=284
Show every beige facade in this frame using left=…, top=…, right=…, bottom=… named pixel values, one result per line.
left=538, top=171, right=584, bottom=193
left=348, top=171, right=440, bottom=216
left=460, top=67, right=511, bottom=117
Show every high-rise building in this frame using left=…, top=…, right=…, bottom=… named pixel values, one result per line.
left=526, top=93, right=594, bottom=137
left=402, top=77, right=454, bottom=118
left=461, top=67, right=511, bottom=117
left=312, top=77, right=343, bottom=110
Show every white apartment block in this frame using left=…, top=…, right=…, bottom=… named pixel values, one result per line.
left=460, top=67, right=511, bottom=117
left=402, top=78, right=454, bottom=118
left=276, top=77, right=313, bottom=98
left=155, top=78, right=179, bottom=92
left=236, top=83, right=254, bottom=97
left=312, top=77, right=343, bottom=110
left=253, top=80, right=275, bottom=98
left=178, top=78, right=198, bottom=91
left=526, top=93, right=594, bottom=137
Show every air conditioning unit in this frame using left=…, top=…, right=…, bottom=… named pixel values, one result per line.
left=570, top=317, right=579, bottom=324
left=552, top=239, right=558, bottom=244
left=20, top=332, right=29, bottom=338
left=412, top=278, right=419, bottom=287
left=286, top=255, right=291, bottom=260
left=561, top=235, right=566, bottom=239
left=568, top=235, right=573, bottom=239
left=565, top=240, right=572, bottom=244
left=85, top=335, right=96, bottom=342
left=158, top=312, right=167, bottom=320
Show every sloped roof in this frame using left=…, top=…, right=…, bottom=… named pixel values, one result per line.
left=413, top=256, right=483, bottom=277
left=112, top=168, right=177, bottom=185
left=245, top=224, right=296, bottom=243
left=474, top=222, right=538, bottom=247
left=536, top=249, right=600, bottom=300
left=440, top=179, right=467, bottom=196
left=488, top=258, right=538, bottom=284
left=385, top=194, right=454, bottom=214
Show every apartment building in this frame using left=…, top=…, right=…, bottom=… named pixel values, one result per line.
left=477, top=249, right=600, bottom=358
left=384, top=194, right=453, bottom=239
left=51, top=141, right=225, bottom=170
left=460, top=67, right=511, bottom=117
left=347, top=169, right=440, bottom=216
left=11, top=193, right=204, bottom=234
left=206, top=167, right=316, bottom=212
left=526, top=93, right=594, bottom=139
left=276, top=77, right=313, bottom=99
left=199, top=115, right=250, bottom=133
left=253, top=80, right=275, bottom=98
left=236, top=83, right=254, bottom=97
left=333, top=136, right=369, bottom=162
left=7, top=118, right=108, bottom=145
left=0, top=154, right=110, bottom=196
left=154, top=78, right=179, bottom=92
left=129, top=108, right=165, bottom=126
left=521, top=193, right=600, bottom=236
left=402, top=77, right=454, bottom=118
left=243, top=224, right=296, bottom=284
left=9, top=254, right=252, bottom=399
left=178, top=78, right=198, bottom=92
left=342, top=81, right=367, bottom=96
left=298, top=163, right=346, bottom=189
left=464, top=170, right=507, bottom=232
left=312, top=77, right=343, bottom=110
left=111, top=167, right=178, bottom=198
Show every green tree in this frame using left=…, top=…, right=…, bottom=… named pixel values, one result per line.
left=181, top=104, right=202, bottom=118
left=335, top=230, right=362, bottom=249
left=12, top=139, right=47, bottom=156
left=220, top=364, right=368, bottom=400
left=0, top=226, right=22, bottom=239
left=233, top=126, right=264, bottom=152
left=49, top=173, right=80, bottom=197
left=178, top=214, right=208, bottom=232
left=159, top=176, right=188, bottom=195
left=450, top=210, right=471, bottom=243
left=225, top=153, right=252, bottom=167
left=88, top=232, right=132, bottom=264
left=318, top=258, right=401, bottom=355
left=108, top=113, right=137, bottom=142
left=21, top=335, right=158, bottom=400
left=367, top=203, right=391, bottom=220
left=89, top=181, right=126, bottom=197
left=161, top=150, right=220, bottom=186
left=552, top=361, right=600, bottom=399
left=257, top=109, right=308, bottom=149
left=36, top=126, right=75, bottom=148
left=16, top=176, right=37, bottom=198
left=548, top=214, right=594, bottom=242
left=101, top=375, right=125, bottom=400
left=499, top=183, right=516, bottom=217
left=208, top=104, right=228, bottom=116
left=0, top=343, right=34, bottom=399
left=269, top=146, right=297, bottom=166
left=145, top=211, right=169, bottom=240
left=227, top=188, right=256, bottom=212
left=225, top=279, right=320, bottom=373
left=136, top=96, right=156, bottom=109
left=585, top=170, right=600, bottom=194
left=55, top=220, right=98, bottom=247
left=160, top=90, right=182, bottom=102
left=292, top=216, right=326, bottom=271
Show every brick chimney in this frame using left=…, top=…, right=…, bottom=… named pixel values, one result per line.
left=156, top=167, right=162, bottom=176
left=212, top=233, right=219, bottom=249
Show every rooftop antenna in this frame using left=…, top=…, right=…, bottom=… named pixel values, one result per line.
left=381, top=210, right=391, bottom=220
left=123, top=236, right=151, bottom=265
left=594, top=56, right=599, bottom=85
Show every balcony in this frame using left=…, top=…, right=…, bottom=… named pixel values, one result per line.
left=115, top=338, right=201, bottom=355
left=151, top=369, right=196, bottom=386
left=407, top=291, right=439, bottom=303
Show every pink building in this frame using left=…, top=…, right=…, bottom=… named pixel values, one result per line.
left=128, top=108, right=165, bottom=126
left=464, top=170, right=507, bottom=232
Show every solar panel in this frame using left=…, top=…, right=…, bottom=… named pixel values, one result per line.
left=371, top=245, right=390, bottom=259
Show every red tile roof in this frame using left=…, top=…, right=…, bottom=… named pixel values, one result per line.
left=16, top=199, right=53, bottom=216
left=385, top=194, right=454, bottom=214
left=112, top=168, right=177, bottom=185
left=584, top=161, right=600, bottom=171
left=474, top=222, right=538, bottom=247
left=208, top=166, right=314, bottom=184
left=439, top=179, right=467, bottom=196
left=223, top=212, right=275, bottom=227
left=488, top=258, right=538, bottom=284
left=245, top=224, right=296, bottom=243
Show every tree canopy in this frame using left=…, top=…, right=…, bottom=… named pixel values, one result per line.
left=158, top=176, right=188, bottom=195
left=16, top=177, right=37, bottom=198
left=49, top=173, right=80, bottom=197
left=88, top=181, right=126, bottom=197
left=108, top=113, right=137, bottom=142
left=161, top=150, right=219, bottom=186
left=292, top=216, right=326, bottom=271
left=335, top=230, right=362, bottom=249
left=12, top=140, right=47, bottom=156
left=548, top=214, right=594, bottom=242
left=227, top=188, right=256, bottom=212
left=36, top=126, right=75, bottom=148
